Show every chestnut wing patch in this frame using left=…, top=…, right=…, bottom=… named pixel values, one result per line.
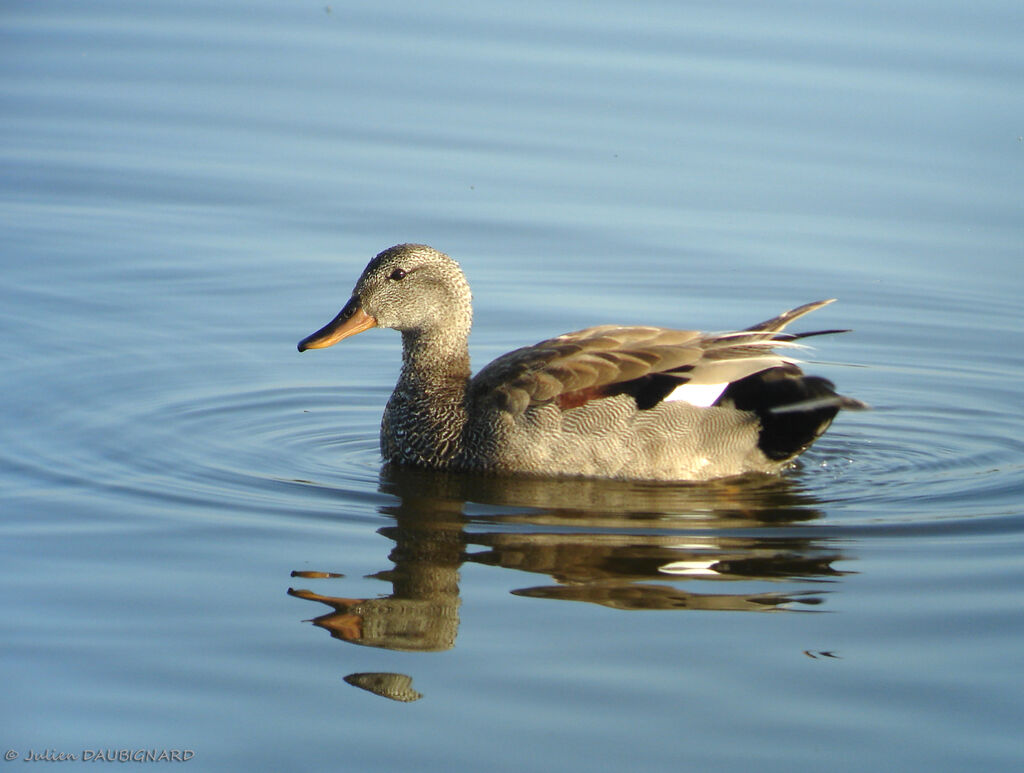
left=556, top=371, right=692, bottom=411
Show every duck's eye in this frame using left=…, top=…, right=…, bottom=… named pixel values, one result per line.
left=389, top=268, right=407, bottom=281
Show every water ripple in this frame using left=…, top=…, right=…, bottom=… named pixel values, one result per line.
left=4, top=328, right=1022, bottom=538
left=1, top=377, right=390, bottom=529
left=799, top=400, right=1024, bottom=527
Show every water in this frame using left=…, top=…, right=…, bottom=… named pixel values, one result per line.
left=2, top=1, right=1023, bottom=770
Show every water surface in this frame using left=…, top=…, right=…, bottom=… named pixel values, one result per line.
left=2, top=1, right=1023, bottom=771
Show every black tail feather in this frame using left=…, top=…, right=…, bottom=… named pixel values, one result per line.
left=716, top=367, right=860, bottom=461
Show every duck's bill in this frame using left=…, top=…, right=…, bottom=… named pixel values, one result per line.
left=297, top=296, right=377, bottom=351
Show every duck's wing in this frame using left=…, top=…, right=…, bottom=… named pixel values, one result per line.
left=470, top=300, right=841, bottom=417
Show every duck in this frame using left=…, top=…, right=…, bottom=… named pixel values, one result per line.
left=298, top=244, right=864, bottom=481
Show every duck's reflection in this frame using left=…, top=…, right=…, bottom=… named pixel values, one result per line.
left=289, top=466, right=852, bottom=698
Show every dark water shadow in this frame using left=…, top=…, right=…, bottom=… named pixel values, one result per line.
left=288, top=466, right=853, bottom=701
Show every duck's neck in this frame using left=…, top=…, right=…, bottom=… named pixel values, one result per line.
left=382, top=328, right=472, bottom=468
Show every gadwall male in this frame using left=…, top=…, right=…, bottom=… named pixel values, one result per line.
left=299, top=244, right=863, bottom=480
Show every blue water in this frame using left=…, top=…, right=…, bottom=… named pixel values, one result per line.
left=2, top=1, right=1023, bottom=771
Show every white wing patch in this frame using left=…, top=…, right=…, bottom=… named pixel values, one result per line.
left=663, top=382, right=729, bottom=408
left=662, top=351, right=803, bottom=408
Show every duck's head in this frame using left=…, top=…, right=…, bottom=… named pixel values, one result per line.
left=298, top=244, right=472, bottom=351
